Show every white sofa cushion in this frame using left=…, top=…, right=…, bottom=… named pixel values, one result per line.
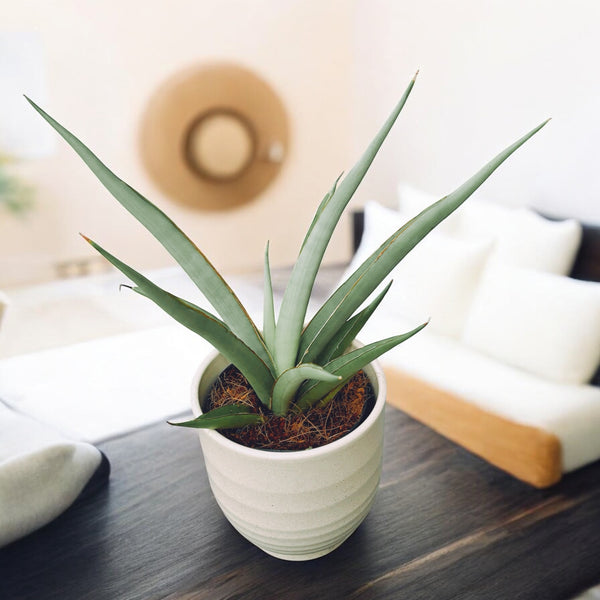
left=381, top=234, right=493, bottom=338
left=457, top=202, right=582, bottom=275
left=359, top=312, right=600, bottom=473
left=397, top=182, right=461, bottom=234
left=462, top=264, right=600, bottom=385
left=348, top=201, right=409, bottom=270
left=343, top=201, right=492, bottom=338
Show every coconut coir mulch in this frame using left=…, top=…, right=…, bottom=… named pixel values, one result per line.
left=206, top=364, right=375, bottom=451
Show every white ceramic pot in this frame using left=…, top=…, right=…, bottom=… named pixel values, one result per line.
left=190, top=348, right=386, bottom=561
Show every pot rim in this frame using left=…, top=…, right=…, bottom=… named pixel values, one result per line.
left=190, top=345, right=387, bottom=460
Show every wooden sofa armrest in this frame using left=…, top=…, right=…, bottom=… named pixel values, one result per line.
left=385, top=367, right=563, bottom=488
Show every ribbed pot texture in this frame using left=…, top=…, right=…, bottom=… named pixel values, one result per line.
left=190, top=348, right=386, bottom=561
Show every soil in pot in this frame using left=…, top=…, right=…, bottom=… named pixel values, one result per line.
left=205, top=365, right=376, bottom=451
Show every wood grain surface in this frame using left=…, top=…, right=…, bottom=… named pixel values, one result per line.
left=2, top=405, right=600, bottom=600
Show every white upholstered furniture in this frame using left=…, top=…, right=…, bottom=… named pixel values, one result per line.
left=349, top=193, right=600, bottom=487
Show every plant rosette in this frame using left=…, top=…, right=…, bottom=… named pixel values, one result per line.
left=191, top=346, right=386, bottom=561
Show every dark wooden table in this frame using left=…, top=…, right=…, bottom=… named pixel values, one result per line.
left=2, top=405, right=600, bottom=600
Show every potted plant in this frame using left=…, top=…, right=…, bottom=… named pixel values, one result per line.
left=27, top=73, right=547, bottom=560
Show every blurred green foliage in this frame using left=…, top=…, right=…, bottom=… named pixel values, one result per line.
left=0, top=155, right=34, bottom=215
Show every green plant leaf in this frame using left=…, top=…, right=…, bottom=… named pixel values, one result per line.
left=263, top=242, right=276, bottom=363
left=296, top=321, right=428, bottom=411
left=299, top=118, right=550, bottom=363
left=317, top=280, right=393, bottom=364
left=274, top=73, right=418, bottom=372
left=271, top=364, right=341, bottom=416
left=168, top=404, right=264, bottom=429
left=299, top=171, right=344, bottom=254
left=26, top=97, right=274, bottom=373
left=83, top=235, right=275, bottom=407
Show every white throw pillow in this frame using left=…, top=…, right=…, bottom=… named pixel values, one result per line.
left=457, top=202, right=582, bottom=275
left=462, top=264, right=600, bottom=385
left=343, top=201, right=493, bottom=338
left=347, top=201, right=409, bottom=274
left=383, top=234, right=493, bottom=338
left=397, top=182, right=461, bottom=234
left=455, top=199, right=515, bottom=238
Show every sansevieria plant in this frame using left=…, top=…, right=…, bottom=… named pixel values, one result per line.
left=27, top=73, right=548, bottom=431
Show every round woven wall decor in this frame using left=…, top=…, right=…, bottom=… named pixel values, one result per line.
left=140, top=62, right=289, bottom=211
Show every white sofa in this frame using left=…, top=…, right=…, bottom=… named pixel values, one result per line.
left=348, top=189, right=600, bottom=487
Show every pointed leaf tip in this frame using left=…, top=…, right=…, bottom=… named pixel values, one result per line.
left=533, top=118, right=551, bottom=131
left=413, top=69, right=420, bottom=81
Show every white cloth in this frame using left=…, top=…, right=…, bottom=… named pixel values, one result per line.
left=0, top=402, right=104, bottom=547
left=0, top=325, right=213, bottom=442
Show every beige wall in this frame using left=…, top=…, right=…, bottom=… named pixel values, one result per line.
left=1, top=0, right=355, bottom=287
left=353, top=0, right=600, bottom=225
left=8, top=1, right=596, bottom=289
